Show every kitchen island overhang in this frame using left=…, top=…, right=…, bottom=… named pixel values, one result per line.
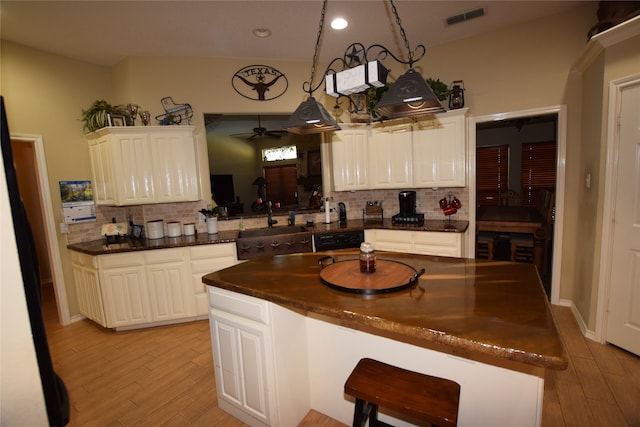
left=203, top=250, right=568, bottom=426
left=203, top=250, right=567, bottom=371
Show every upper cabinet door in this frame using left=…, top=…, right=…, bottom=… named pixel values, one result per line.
left=369, top=123, right=413, bottom=189
left=149, top=130, right=200, bottom=203
left=113, top=133, right=155, bottom=205
left=413, top=111, right=467, bottom=188
left=331, top=128, right=370, bottom=191
left=88, top=135, right=118, bottom=205
left=86, top=126, right=201, bottom=206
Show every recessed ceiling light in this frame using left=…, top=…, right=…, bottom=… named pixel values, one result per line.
left=331, top=18, right=348, bottom=30
left=252, top=28, right=272, bottom=38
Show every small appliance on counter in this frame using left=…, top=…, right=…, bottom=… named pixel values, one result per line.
left=338, top=202, right=347, bottom=225
left=392, top=190, right=424, bottom=225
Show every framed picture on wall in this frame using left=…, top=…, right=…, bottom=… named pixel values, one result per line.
left=308, top=150, right=321, bottom=176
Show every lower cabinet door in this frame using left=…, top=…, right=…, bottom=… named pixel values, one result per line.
left=210, top=310, right=271, bottom=425
left=73, top=265, right=107, bottom=327
left=146, top=261, right=194, bottom=321
left=101, top=267, right=150, bottom=328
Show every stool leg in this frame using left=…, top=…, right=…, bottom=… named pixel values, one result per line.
left=352, top=398, right=367, bottom=427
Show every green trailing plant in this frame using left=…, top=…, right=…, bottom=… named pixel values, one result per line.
left=81, top=99, right=132, bottom=133
left=426, top=78, right=451, bottom=102
left=366, top=82, right=392, bottom=120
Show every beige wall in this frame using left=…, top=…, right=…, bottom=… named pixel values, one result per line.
left=577, top=52, right=605, bottom=328
left=1, top=4, right=604, bottom=321
left=1, top=41, right=114, bottom=315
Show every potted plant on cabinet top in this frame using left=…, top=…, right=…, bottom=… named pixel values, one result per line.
left=81, top=99, right=132, bottom=133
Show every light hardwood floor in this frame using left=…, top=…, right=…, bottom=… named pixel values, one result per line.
left=42, top=287, right=639, bottom=426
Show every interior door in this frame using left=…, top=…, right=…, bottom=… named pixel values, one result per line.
left=264, top=165, right=297, bottom=206
left=605, top=79, right=640, bottom=356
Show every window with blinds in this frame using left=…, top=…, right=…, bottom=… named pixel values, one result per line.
left=521, top=141, right=556, bottom=207
left=476, top=145, right=509, bottom=206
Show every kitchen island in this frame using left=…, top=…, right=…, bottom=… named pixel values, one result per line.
left=202, top=250, right=567, bottom=427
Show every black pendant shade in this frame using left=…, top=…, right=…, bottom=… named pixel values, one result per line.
left=285, top=96, right=341, bottom=135
left=374, top=69, right=445, bottom=119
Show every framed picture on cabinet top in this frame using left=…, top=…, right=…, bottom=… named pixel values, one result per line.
left=109, top=114, right=126, bottom=126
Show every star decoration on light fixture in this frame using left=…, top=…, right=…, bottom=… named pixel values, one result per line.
left=345, top=43, right=365, bottom=67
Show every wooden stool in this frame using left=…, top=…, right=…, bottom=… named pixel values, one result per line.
left=344, top=358, right=460, bottom=427
left=476, top=231, right=497, bottom=260
left=510, top=233, right=534, bottom=263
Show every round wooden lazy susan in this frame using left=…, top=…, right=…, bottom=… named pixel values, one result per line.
left=318, top=257, right=424, bottom=295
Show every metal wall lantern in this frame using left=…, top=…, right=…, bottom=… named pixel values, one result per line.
left=448, top=80, right=465, bottom=110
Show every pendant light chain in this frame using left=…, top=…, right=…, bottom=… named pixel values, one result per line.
left=389, top=0, right=414, bottom=67
left=305, top=0, right=328, bottom=96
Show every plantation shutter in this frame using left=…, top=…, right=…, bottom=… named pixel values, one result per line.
left=520, top=142, right=556, bottom=207
left=476, top=145, right=509, bottom=206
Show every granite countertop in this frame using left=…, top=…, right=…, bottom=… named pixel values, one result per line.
left=202, top=250, right=568, bottom=371
left=67, top=219, right=469, bottom=255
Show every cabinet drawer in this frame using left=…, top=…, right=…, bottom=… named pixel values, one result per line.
left=98, top=252, right=144, bottom=269
left=189, top=243, right=236, bottom=260
left=143, top=247, right=187, bottom=264
left=70, top=251, right=98, bottom=268
left=208, top=287, right=269, bottom=325
left=412, top=232, right=460, bottom=246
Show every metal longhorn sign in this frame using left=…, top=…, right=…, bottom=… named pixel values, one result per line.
left=232, top=65, right=288, bottom=101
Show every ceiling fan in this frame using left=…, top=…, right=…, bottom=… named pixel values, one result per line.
left=231, top=115, right=288, bottom=139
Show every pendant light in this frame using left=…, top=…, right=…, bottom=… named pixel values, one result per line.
left=286, top=0, right=341, bottom=135
left=374, top=0, right=445, bottom=119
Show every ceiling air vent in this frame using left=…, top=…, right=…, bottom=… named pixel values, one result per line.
left=446, top=7, right=485, bottom=26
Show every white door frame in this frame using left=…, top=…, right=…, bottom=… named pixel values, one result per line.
left=595, top=74, right=640, bottom=343
left=467, top=105, right=567, bottom=304
left=11, top=134, right=70, bottom=325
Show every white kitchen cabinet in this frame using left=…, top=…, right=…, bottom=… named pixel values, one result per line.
left=86, top=126, right=201, bottom=206
left=412, top=109, right=467, bottom=188
left=144, top=248, right=195, bottom=322
left=189, top=243, right=239, bottom=316
left=366, top=229, right=465, bottom=257
left=331, top=127, right=370, bottom=191
left=412, top=231, right=464, bottom=257
left=148, top=130, right=200, bottom=203
left=98, top=252, right=150, bottom=328
left=369, top=123, right=413, bottom=189
left=331, top=109, right=467, bottom=190
left=208, top=286, right=310, bottom=427
left=87, top=135, right=117, bottom=205
left=71, top=251, right=106, bottom=327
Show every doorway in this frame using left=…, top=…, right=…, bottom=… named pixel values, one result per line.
left=10, top=135, right=69, bottom=324
left=468, top=106, right=567, bottom=305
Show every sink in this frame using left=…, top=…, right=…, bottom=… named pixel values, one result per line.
left=238, top=225, right=309, bottom=238
left=236, top=226, right=312, bottom=259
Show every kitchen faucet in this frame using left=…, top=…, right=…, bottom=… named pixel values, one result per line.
left=266, top=201, right=278, bottom=228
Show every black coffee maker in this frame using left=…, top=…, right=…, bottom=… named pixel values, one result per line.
left=393, top=190, right=424, bottom=225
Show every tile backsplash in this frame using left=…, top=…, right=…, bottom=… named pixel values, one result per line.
left=331, top=188, right=469, bottom=221
left=66, top=187, right=468, bottom=244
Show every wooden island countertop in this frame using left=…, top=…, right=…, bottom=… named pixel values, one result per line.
left=202, top=250, right=567, bottom=371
